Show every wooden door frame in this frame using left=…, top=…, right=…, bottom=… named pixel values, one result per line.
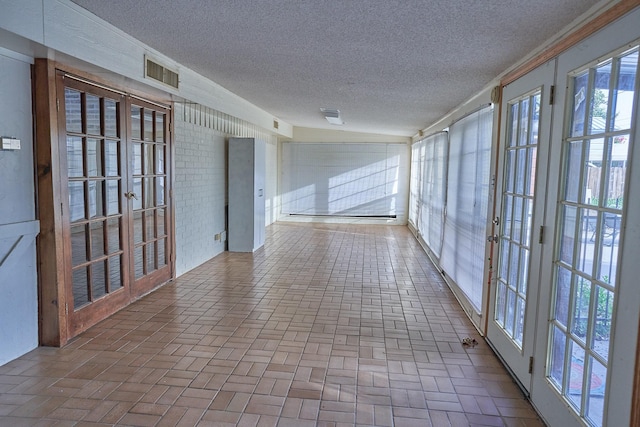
left=33, top=59, right=175, bottom=346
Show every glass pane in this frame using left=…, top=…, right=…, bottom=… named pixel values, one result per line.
left=505, top=150, right=515, bottom=193
left=515, top=149, right=526, bottom=195
left=105, top=140, right=119, bottom=177
left=65, top=88, right=82, bottom=133
left=156, top=114, right=164, bottom=142
left=70, top=224, right=87, bottom=266
left=559, top=205, right=577, bottom=266
left=144, top=143, right=154, bottom=174
left=133, top=142, right=142, bottom=175
left=88, top=180, right=104, bottom=218
left=530, top=93, right=541, bottom=144
left=145, top=211, right=155, bottom=240
left=157, top=144, right=165, bottom=174
left=106, top=180, right=120, bottom=216
left=158, top=238, right=166, bottom=267
left=571, top=71, right=589, bottom=137
left=598, top=213, right=620, bottom=285
left=499, top=238, right=509, bottom=280
left=592, top=286, right=613, bottom=361
left=509, top=103, right=518, bottom=147
left=132, top=178, right=143, bottom=210
left=549, top=326, right=566, bottom=389
left=523, top=198, right=533, bottom=247
left=613, top=50, right=638, bottom=130
left=91, top=261, right=107, bottom=300
left=133, top=211, right=143, bottom=244
left=518, top=248, right=529, bottom=294
left=496, top=282, right=506, bottom=326
left=554, top=267, right=572, bottom=327
left=589, top=62, right=611, bottom=134
left=134, top=246, right=144, bottom=279
left=156, top=176, right=165, bottom=206
left=567, top=341, right=585, bottom=409
left=104, top=98, right=118, bottom=138
left=67, top=137, right=83, bottom=177
left=90, top=221, right=105, bottom=260
left=518, top=97, right=529, bottom=146
left=131, top=106, right=141, bottom=140
left=571, top=279, right=591, bottom=341
left=72, top=267, right=89, bottom=309
left=106, top=217, right=121, bottom=254
left=586, top=356, right=606, bottom=426
left=144, top=177, right=154, bottom=208
left=514, top=296, right=525, bottom=346
left=564, top=141, right=583, bottom=203
left=502, top=194, right=513, bottom=239
left=87, top=138, right=102, bottom=177
left=604, top=135, right=628, bottom=209
left=157, top=208, right=166, bottom=237
left=144, top=110, right=154, bottom=141
left=505, top=288, right=516, bottom=337
left=69, top=181, right=85, bottom=222
left=146, top=243, right=156, bottom=273
left=525, top=147, right=537, bottom=196
left=108, top=255, right=123, bottom=290
left=508, top=243, right=519, bottom=288
left=86, top=94, right=101, bottom=135
left=512, top=197, right=523, bottom=243
left=576, top=208, right=595, bottom=276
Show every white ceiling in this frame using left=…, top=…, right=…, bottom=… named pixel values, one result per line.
left=71, top=0, right=604, bottom=137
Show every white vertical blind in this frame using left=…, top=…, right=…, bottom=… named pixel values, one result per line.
left=281, top=142, right=409, bottom=217
left=440, top=106, right=493, bottom=310
left=408, top=140, right=424, bottom=226
left=417, top=132, right=448, bottom=258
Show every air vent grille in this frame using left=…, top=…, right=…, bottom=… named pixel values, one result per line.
left=145, top=57, right=179, bottom=89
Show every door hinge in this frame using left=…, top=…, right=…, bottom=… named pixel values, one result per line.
left=538, top=225, right=544, bottom=244
left=56, top=98, right=60, bottom=111
left=65, top=302, right=68, bottom=315
left=549, top=85, right=555, bottom=105
left=529, top=356, right=534, bottom=374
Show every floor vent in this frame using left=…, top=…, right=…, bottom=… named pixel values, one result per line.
left=145, top=57, right=179, bottom=89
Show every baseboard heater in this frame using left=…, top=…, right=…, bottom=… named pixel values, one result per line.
left=288, top=214, right=396, bottom=219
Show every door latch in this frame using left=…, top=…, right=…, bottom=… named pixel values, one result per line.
left=487, top=235, right=499, bottom=243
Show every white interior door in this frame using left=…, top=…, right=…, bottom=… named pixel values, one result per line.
left=531, top=8, right=640, bottom=427
left=487, top=60, right=555, bottom=392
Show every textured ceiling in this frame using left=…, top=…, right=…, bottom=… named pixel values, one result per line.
left=71, top=0, right=603, bottom=136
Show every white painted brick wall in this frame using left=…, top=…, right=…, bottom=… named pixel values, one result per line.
left=174, top=104, right=227, bottom=276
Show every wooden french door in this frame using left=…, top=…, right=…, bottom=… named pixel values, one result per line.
left=57, top=73, right=172, bottom=336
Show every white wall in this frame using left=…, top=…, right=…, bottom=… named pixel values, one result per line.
left=174, top=104, right=227, bottom=276
left=0, top=49, right=39, bottom=365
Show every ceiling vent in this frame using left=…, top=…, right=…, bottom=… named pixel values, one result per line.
left=145, top=56, right=179, bottom=89
left=320, top=108, right=343, bottom=125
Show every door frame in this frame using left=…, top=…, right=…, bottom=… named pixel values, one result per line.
left=34, top=59, right=175, bottom=346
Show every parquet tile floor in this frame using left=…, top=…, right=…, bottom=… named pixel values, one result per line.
left=0, top=223, right=545, bottom=426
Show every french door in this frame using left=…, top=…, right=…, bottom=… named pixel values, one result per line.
left=487, top=60, right=555, bottom=392
left=58, top=73, right=172, bottom=336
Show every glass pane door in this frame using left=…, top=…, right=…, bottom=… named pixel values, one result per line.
left=487, top=60, right=555, bottom=391
left=546, top=46, right=638, bottom=427
left=128, top=101, right=171, bottom=296
left=61, top=78, right=130, bottom=334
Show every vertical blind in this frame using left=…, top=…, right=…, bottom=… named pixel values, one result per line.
left=417, top=132, right=448, bottom=259
left=440, top=106, right=493, bottom=310
left=281, top=142, right=409, bottom=217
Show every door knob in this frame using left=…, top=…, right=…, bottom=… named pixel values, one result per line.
left=125, top=191, right=138, bottom=200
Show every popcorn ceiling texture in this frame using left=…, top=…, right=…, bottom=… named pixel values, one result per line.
left=72, top=0, right=601, bottom=136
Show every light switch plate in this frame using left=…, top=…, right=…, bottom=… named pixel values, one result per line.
left=1, top=137, right=21, bottom=150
